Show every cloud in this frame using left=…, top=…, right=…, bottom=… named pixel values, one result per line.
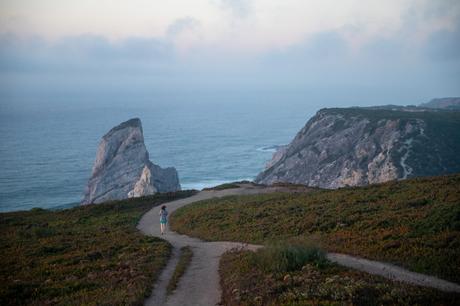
left=422, top=0, right=460, bottom=19
left=55, top=35, right=172, bottom=61
left=1, top=10, right=459, bottom=109
left=424, top=22, right=460, bottom=61
left=260, top=31, right=348, bottom=71
left=0, top=33, right=173, bottom=74
left=166, top=17, right=201, bottom=37
left=302, top=31, right=349, bottom=59
left=217, top=0, right=252, bottom=18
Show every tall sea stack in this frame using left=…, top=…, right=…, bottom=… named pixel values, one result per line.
left=82, top=118, right=180, bottom=204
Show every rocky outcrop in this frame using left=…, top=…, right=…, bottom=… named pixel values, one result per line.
left=256, top=107, right=460, bottom=188
left=420, top=97, right=460, bottom=110
left=82, top=118, right=180, bottom=204
left=264, top=145, right=287, bottom=170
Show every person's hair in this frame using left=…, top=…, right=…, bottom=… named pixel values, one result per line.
left=161, top=205, right=166, bottom=210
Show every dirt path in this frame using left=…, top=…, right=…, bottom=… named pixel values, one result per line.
left=137, top=185, right=460, bottom=306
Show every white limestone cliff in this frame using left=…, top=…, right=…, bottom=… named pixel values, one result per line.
left=82, top=118, right=180, bottom=204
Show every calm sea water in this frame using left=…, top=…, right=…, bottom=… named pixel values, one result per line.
left=0, top=99, right=315, bottom=212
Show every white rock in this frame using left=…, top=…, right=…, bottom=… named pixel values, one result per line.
left=81, top=118, right=180, bottom=204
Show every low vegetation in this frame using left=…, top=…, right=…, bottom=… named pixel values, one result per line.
left=0, top=190, right=196, bottom=305
left=220, top=247, right=459, bottom=305
left=250, top=240, right=327, bottom=274
left=171, top=174, right=460, bottom=283
left=203, top=180, right=267, bottom=191
left=166, top=246, right=194, bottom=296
left=203, top=183, right=242, bottom=191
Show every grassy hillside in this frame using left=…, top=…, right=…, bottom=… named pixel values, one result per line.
left=171, top=174, right=460, bottom=283
left=0, top=190, right=196, bottom=305
left=220, top=248, right=459, bottom=305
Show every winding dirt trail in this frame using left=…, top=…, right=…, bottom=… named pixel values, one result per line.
left=137, top=185, right=460, bottom=306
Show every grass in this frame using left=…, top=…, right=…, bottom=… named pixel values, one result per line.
left=171, top=173, right=460, bottom=283
left=0, top=190, right=196, bottom=306
left=203, top=183, right=242, bottom=191
left=166, top=246, right=193, bottom=296
left=202, top=180, right=264, bottom=191
left=250, top=240, right=327, bottom=274
left=220, top=248, right=460, bottom=306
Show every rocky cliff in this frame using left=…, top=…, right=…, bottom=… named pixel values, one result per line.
left=420, top=97, right=460, bottom=110
left=82, top=118, right=180, bottom=204
left=255, top=107, right=460, bottom=188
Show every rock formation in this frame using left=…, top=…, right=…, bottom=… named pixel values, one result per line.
left=82, top=118, right=180, bottom=204
left=420, top=97, right=460, bottom=110
left=256, top=106, right=460, bottom=188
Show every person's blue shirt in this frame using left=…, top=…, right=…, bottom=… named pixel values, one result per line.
left=160, top=209, right=168, bottom=224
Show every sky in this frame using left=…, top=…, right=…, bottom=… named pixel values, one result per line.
left=1, top=0, right=460, bottom=111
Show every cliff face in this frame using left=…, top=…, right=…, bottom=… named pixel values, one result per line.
left=82, top=118, right=180, bottom=204
left=420, top=97, right=460, bottom=110
left=255, top=108, right=460, bottom=188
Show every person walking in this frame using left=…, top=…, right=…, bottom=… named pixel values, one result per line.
left=159, top=205, right=168, bottom=234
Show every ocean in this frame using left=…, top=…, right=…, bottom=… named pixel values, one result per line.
left=0, top=98, right=315, bottom=212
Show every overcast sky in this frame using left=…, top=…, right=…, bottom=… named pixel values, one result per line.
left=1, top=0, right=459, bottom=111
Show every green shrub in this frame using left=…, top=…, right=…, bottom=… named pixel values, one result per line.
left=251, top=241, right=327, bottom=273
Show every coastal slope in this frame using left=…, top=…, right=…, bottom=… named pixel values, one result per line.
left=256, top=107, right=460, bottom=188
